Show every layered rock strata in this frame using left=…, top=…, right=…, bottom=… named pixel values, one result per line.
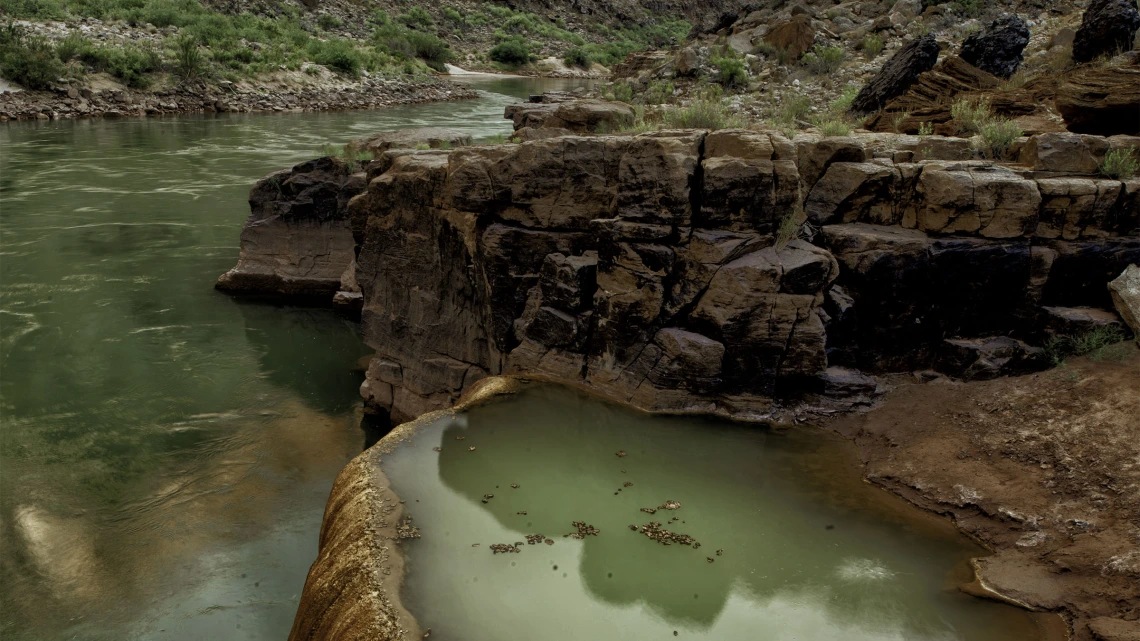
left=220, top=128, right=1138, bottom=422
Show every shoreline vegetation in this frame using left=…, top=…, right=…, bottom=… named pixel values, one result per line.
left=0, top=0, right=692, bottom=120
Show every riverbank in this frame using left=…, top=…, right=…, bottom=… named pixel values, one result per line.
left=0, top=72, right=477, bottom=121
left=828, top=345, right=1140, bottom=640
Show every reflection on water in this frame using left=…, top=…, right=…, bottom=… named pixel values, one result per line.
left=0, top=76, right=584, bottom=640
left=384, top=385, right=1044, bottom=641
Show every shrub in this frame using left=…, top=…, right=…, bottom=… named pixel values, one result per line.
left=563, top=46, right=590, bottom=68
left=862, top=33, right=884, bottom=57
left=609, top=80, right=634, bottom=103
left=950, top=96, right=991, bottom=135
left=975, top=118, right=1022, bottom=159
left=55, top=32, right=92, bottom=62
left=829, top=86, right=858, bottom=113
left=775, top=209, right=801, bottom=248
left=817, top=118, right=852, bottom=136
left=802, top=44, right=844, bottom=74
left=661, top=98, right=747, bottom=130
left=441, top=7, right=463, bottom=24
left=779, top=94, right=811, bottom=123
left=953, top=0, right=982, bottom=17
left=309, top=38, right=362, bottom=75
left=1100, top=148, right=1139, bottom=179
left=369, top=9, right=390, bottom=27
left=1045, top=326, right=1128, bottom=366
left=405, top=29, right=452, bottom=70
left=0, top=33, right=63, bottom=89
left=917, top=121, right=934, bottom=135
left=317, top=14, right=342, bottom=31
left=0, top=0, right=64, bottom=19
left=173, top=34, right=204, bottom=79
left=645, top=79, right=674, bottom=104
left=712, top=55, right=748, bottom=88
left=398, top=6, right=433, bottom=30
left=488, top=36, right=531, bottom=66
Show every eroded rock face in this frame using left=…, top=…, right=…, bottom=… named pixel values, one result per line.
left=1072, top=0, right=1140, bottom=64
left=1057, top=64, right=1140, bottom=136
left=215, top=156, right=364, bottom=298
left=959, top=14, right=1030, bottom=79
left=222, top=129, right=1140, bottom=423
left=850, top=35, right=941, bottom=115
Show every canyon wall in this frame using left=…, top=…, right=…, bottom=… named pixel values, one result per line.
left=219, top=129, right=1139, bottom=424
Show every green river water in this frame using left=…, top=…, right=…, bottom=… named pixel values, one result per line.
left=0, top=75, right=1044, bottom=641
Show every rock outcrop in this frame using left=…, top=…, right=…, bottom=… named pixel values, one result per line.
left=763, top=16, right=816, bottom=59
left=1056, top=63, right=1140, bottom=135
left=221, top=127, right=1138, bottom=422
left=505, top=99, right=636, bottom=134
left=1072, top=0, right=1140, bottom=63
left=1109, top=264, right=1140, bottom=334
left=959, top=14, right=1030, bottom=79
left=216, top=157, right=364, bottom=298
left=850, top=35, right=941, bottom=115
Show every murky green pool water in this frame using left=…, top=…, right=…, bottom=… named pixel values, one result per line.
left=0, top=76, right=583, bottom=641
left=384, top=384, right=1045, bottom=641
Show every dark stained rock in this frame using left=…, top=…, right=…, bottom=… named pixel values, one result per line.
left=1056, top=64, right=1140, bottom=136
left=850, top=35, right=941, bottom=116
left=935, top=336, right=1046, bottom=380
left=1041, top=237, right=1140, bottom=309
left=1038, top=306, right=1125, bottom=339
left=539, top=252, right=598, bottom=312
left=1072, top=0, right=1140, bottom=63
left=959, top=14, right=1031, bottom=79
left=817, top=366, right=878, bottom=398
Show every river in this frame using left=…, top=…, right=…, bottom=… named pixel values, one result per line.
left=0, top=75, right=587, bottom=641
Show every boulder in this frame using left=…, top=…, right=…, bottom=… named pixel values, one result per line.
left=1056, top=64, right=1140, bottom=135
left=1108, top=264, right=1140, bottom=335
left=216, top=156, right=364, bottom=298
left=959, top=14, right=1031, bottom=79
left=652, top=328, right=725, bottom=378
left=936, top=336, right=1045, bottom=380
left=763, top=17, right=816, bottom=59
left=507, top=99, right=635, bottom=133
left=1072, top=0, right=1140, bottom=63
left=851, top=35, right=941, bottom=115
left=348, top=127, right=470, bottom=154
left=1038, top=305, right=1125, bottom=338
left=1019, top=133, right=1110, bottom=173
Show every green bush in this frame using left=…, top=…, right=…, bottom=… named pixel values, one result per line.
left=405, top=29, right=452, bottom=71
left=369, top=9, right=390, bottom=27
left=173, top=33, right=204, bottom=79
left=829, top=86, right=858, bottom=113
left=309, top=38, right=362, bottom=76
left=953, top=0, right=982, bottom=17
left=661, top=98, right=747, bottom=130
left=441, top=7, right=463, bottom=24
left=317, top=14, right=342, bottom=31
left=951, top=97, right=991, bottom=135
left=563, top=46, right=590, bottom=69
left=779, top=94, right=811, bottom=123
left=862, top=33, right=884, bottom=57
left=802, top=44, right=844, bottom=74
left=398, top=6, right=433, bottom=30
left=54, top=32, right=91, bottom=62
left=712, top=55, right=748, bottom=88
left=609, top=80, right=634, bottom=103
left=489, top=36, right=531, bottom=66
left=1100, top=148, right=1139, bottom=179
left=645, top=79, right=674, bottom=104
left=1044, top=326, right=1128, bottom=366
left=976, top=118, right=1022, bottom=159
left=817, top=118, right=852, bottom=136
left=0, top=32, right=64, bottom=89
left=0, top=0, right=65, bottom=19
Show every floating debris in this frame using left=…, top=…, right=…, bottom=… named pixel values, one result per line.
left=455, top=436, right=466, bottom=440
left=525, top=534, right=545, bottom=545
left=659, top=500, right=681, bottom=510
left=516, top=510, right=527, bottom=515
left=424, top=629, right=431, bottom=638
left=510, top=483, right=519, bottom=489
left=716, top=549, right=724, bottom=556
left=692, top=541, right=701, bottom=549
left=396, top=517, right=421, bottom=540
left=432, top=447, right=442, bottom=452
left=640, top=507, right=657, bottom=514
left=623, top=481, right=633, bottom=487
left=471, top=543, right=480, bottom=547
left=544, top=539, right=554, bottom=545
left=629, top=524, right=638, bottom=531
left=567, top=521, right=599, bottom=538
left=468, top=446, right=476, bottom=452
left=483, top=494, right=494, bottom=499
left=621, top=469, right=626, bottom=473
left=634, top=521, right=698, bottom=548
left=490, top=543, right=520, bottom=554
left=616, top=450, right=627, bottom=457
left=706, top=557, right=714, bottom=563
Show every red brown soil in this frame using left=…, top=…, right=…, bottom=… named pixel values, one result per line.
left=828, top=344, right=1140, bottom=641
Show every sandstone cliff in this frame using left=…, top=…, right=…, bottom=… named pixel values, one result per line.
left=220, top=126, right=1139, bottom=424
